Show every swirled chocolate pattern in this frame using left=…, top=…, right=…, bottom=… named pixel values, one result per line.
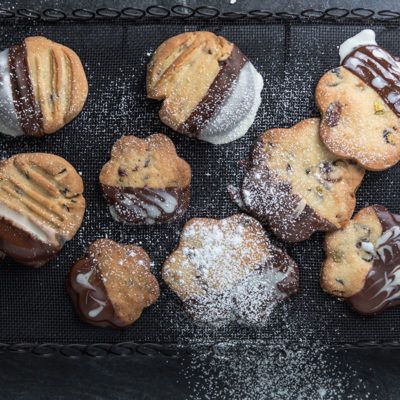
left=101, top=185, right=190, bottom=225
left=347, top=205, right=400, bottom=314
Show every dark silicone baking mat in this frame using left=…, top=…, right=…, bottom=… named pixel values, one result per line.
left=1, top=18, right=400, bottom=346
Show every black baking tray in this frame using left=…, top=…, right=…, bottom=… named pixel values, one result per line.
left=1, top=6, right=400, bottom=357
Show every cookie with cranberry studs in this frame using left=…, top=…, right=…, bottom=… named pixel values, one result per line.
left=67, top=239, right=159, bottom=328
left=228, top=118, right=364, bottom=242
left=316, top=29, right=400, bottom=170
left=100, top=134, right=191, bottom=225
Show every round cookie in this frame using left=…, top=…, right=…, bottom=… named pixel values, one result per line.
left=67, top=239, right=159, bottom=328
left=162, top=214, right=298, bottom=326
left=100, top=134, right=191, bottom=225
left=0, top=36, right=88, bottom=137
left=321, top=205, right=400, bottom=315
left=146, top=31, right=263, bottom=144
left=316, top=29, right=400, bottom=170
left=228, top=118, right=364, bottom=242
left=0, top=153, right=85, bottom=267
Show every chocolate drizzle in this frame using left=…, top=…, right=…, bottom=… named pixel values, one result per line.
left=8, top=42, right=42, bottom=136
left=66, top=254, right=125, bottom=328
left=347, top=205, right=400, bottom=315
left=342, top=44, right=400, bottom=118
left=178, top=45, right=248, bottom=137
left=101, top=185, right=190, bottom=225
left=0, top=216, right=59, bottom=268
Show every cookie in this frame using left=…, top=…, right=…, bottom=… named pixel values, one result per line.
left=162, top=214, right=298, bottom=326
left=228, top=118, right=364, bottom=242
left=321, top=205, right=400, bottom=315
left=0, top=36, right=88, bottom=137
left=316, top=29, right=400, bottom=170
left=146, top=31, right=263, bottom=144
left=67, top=239, right=159, bottom=328
left=100, top=134, right=191, bottom=225
left=0, top=153, right=85, bottom=267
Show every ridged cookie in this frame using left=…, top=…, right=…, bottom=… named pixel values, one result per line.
left=0, top=36, right=88, bottom=137
left=147, top=31, right=263, bottom=144
left=67, top=239, right=159, bottom=328
left=316, top=29, right=400, bottom=170
left=162, top=214, right=298, bottom=326
left=0, top=153, right=85, bottom=267
left=100, top=134, right=191, bottom=225
left=321, top=205, right=400, bottom=315
left=228, top=118, right=364, bottom=242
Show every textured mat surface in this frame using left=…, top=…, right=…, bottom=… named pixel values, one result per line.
left=1, top=19, right=400, bottom=345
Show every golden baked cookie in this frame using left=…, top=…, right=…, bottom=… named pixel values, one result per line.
left=0, top=36, right=88, bottom=137
left=147, top=31, right=263, bottom=144
left=321, top=205, right=400, bottom=315
left=100, top=134, right=191, bottom=225
left=229, top=118, right=364, bottom=242
left=0, top=153, right=85, bottom=267
left=162, top=214, right=298, bottom=326
left=67, top=239, right=160, bottom=328
left=316, top=30, right=400, bottom=170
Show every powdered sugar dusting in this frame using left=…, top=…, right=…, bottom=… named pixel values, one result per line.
left=163, top=215, right=298, bottom=326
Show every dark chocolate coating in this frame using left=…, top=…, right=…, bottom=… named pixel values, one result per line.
left=178, top=45, right=248, bottom=137
left=66, top=254, right=126, bottom=329
left=0, top=216, right=59, bottom=268
left=8, top=42, right=42, bottom=137
left=347, top=205, right=400, bottom=315
left=183, top=241, right=299, bottom=326
left=342, top=44, right=400, bottom=119
left=228, top=137, right=336, bottom=242
left=101, top=185, right=190, bottom=225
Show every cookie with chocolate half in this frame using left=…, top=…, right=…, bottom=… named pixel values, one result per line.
left=67, top=239, right=159, bottom=328
left=316, top=29, right=400, bottom=170
left=0, top=153, right=85, bottom=267
left=146, top=31, right=263, bottom=144
left=0, top=36, right=88, bottom=137
left=228, top=118, right=364, bottom=242
left=321, top=205, right=400, bottom=315
left=100, top=134, right=191, bottom=225
left=162, top=214, right=298, bottom=326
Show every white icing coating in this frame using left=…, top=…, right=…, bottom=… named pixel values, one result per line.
left=76, top=270, right=96, bottom=290
left=0, top=202, right=56, bottom=244
left=198, top=62, right=263, bottom=145
left=339, top=29, right=377, bottom=63
left=0, top=49, right=24, bottom=137
left=88, top=296, right=107, bottom=318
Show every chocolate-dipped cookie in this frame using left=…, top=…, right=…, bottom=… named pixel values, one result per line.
left=228, top=119, right=364, bottom=242
left=100, top=134, right=191, bottom=225
left=162, top=214, right=298, bottom=326
left=0, top=36, right=88, bottom=137
left=146, top=31, right=263, bottom=144
left=316, top=29, right=400, bottom=170
left=321, top=205, right=400, bottom=315
left=0, top=153, right=85, bottom=267
left=67, top=239, right=159, bottom=328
